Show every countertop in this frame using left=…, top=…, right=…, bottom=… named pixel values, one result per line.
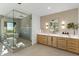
left=38, top=33, right=79, bottom=39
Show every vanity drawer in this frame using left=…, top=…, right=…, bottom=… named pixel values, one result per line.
left=67, top=44, right=78, bottom=48
left=67, top=38, right=79, bottom=42
left=67, top=39, right=79, bottom=47
left=67, top=47, right=79, bottom=53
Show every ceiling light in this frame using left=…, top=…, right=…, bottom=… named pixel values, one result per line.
left=48, top=7, right=51, bottom=10
left=17, top=3, right=22, bottom=5
left=20, top=15, right=23, bottom=17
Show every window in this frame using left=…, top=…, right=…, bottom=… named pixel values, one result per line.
left=7, top=23, right=13, bottom=30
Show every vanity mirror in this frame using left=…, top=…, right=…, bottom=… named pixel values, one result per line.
left=49, top=19, right=59, bottom=33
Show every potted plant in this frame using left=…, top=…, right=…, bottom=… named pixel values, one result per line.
left=67, top=22, right=79, bottom=35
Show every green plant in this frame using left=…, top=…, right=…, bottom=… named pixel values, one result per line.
left=67, top=22, right=79, bottom=35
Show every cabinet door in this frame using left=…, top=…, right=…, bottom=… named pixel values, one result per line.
left=37, top=35, right=42, bottom=43
left=37, top=35, right=47, bottom=45
left=67, top=38, right=79, bottom=53
left=52, top=36, right=57, bottom=47
left=47, top=36, right=52, bottom=46
left=42, top=35, right=47, bottom=45
left=57, top=37, right=66, bottom=50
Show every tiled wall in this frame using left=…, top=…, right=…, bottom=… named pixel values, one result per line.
left=0, top=15, right=32, bottom=41
left=40, top=8, right=78, bottom=35
left=0, top=15, right=3, bottom=36
left=14, top=18, right=21, bottom=34
left=20, top=15, right=32, bottom=40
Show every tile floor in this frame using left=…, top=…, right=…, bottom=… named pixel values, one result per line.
left=0, top=37, right=32, bottom=56
left=2, top=44, right=78, bottom=56
left=17, top=37, right=32, bottom=48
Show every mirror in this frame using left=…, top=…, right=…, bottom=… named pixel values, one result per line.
left=49, top=20, right=59, bottom=33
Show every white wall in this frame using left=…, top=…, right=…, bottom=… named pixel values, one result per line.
left=76, top=8, right=79, bottom=35
left=32, top=14, right=40, bottom=45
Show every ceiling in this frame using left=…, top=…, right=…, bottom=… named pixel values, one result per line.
left=0, top=3, right=79, bottom=17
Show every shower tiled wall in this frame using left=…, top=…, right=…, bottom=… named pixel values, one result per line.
left=20, top=15, right=32, bottom=40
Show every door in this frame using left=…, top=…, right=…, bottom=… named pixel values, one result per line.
left=67, top=38, right=79, bottom=53
left=47, top=36, right=52, bottom=46
left=52, top=36, right=57, bottom=47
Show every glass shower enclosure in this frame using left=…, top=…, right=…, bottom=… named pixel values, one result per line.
left=0, top=9, right=32, bottom=52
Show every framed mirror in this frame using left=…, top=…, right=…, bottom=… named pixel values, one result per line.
left=49, top=19, right=59, bottom=33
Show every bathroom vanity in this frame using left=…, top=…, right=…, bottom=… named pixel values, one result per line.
left=37, top=33, right=79, bottom=54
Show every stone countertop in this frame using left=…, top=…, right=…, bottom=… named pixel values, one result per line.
left=37, top=33, right=79, bottom=39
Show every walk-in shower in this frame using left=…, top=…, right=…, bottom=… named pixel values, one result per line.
left=0, top=9, right=32, bottom=53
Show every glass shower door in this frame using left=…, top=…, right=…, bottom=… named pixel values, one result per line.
left=5, top=11, right=18, bottom=50
left=0, top=10, right=17, bottom=51
left=6, top=21, right=16, bottom=48
left=0, top=9, right=32, bottom=53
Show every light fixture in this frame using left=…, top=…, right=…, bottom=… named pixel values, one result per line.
left=61, top=21, right=65, bottom=29
left=45, top=23, right=49, bottom=25
left=46, top=26, right=48, bottom=29
left=61, top=26, right=65, bottom=29
left=20, top=15, right=23, bottom=17
left=45, top=22, right=49, bottom=29
left=48, top=6, right=51, bottom=10
left=61, top=21, right=65, bottom=24
left=17, top=3, right=22, bottom=5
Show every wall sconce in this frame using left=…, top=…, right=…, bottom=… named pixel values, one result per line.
left=45, top=22, right=49, bottom=29
left=61, top=26, right=65, bottom=29
left=45, top=23, right=49, bottom=25
left=61, top=21, right=65, bottom=29
left=46, top=26, right=48, bottom=29
left=62, top=21, right=65, bottom=24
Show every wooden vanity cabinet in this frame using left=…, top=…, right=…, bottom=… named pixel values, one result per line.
left=67, top=38, right=79, bottom=53
left=37, top=34, right=79, bottom=54
left=57, top=37, right=67, bottom=50
left=52, top=36, right=58, bottom=48
left=37, top=34, right=48, bottom=45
